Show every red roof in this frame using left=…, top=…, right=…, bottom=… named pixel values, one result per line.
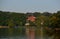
left=27, top=16, right=36, bottom=22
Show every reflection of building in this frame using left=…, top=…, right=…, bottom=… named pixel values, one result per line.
left=25, top=23, right=35, bottom=39
left=25, top=15, right=36, bottom=39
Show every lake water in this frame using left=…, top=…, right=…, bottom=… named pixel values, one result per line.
left=0, top=36, right=54, bottom=39
left=0, top=27, right=54, bottom=39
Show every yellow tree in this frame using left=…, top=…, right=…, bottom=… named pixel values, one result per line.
left=35, top=15, right=48, bottom=36
left=8, top=19, right=15, bottom=36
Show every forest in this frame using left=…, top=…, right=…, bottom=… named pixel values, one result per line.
left=0, top=11, right=60, bottom=39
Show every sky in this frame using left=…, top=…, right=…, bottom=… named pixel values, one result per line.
left=0, top=0, right=60, bottom=13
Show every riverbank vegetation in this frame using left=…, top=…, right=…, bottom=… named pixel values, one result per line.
left=0, top=11, right=60, bottom=39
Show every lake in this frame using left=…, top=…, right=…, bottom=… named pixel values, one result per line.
left=0, top=36, right=54, bottom=39
left=0, top=27, right=54, bottom=39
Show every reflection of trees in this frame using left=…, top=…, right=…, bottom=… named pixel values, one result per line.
left=49, top=11, right=60, bottom=39
left=0, top=11, right=60, bottom=39
left=0, top=28, right=8, bottom=37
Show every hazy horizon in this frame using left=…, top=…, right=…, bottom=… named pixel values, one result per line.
left=0, top=0, right=60, bottom=13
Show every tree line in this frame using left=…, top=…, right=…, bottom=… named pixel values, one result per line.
left=0, top=11, right=60, bottom=39
left=0, top=11, right=60, bottom=28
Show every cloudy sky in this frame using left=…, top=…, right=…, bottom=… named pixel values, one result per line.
left=0, top=0, right=60, bottom=13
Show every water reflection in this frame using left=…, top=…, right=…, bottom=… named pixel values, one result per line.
left=0, top=36, right=54, bottom=39
left=0, top=27, right=54, bottom=39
